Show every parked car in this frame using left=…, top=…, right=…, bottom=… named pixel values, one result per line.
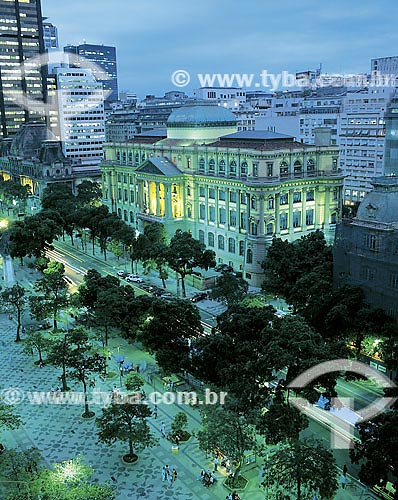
left=214, top=264, right=234, bottom=273
left=152, top=288, right=164, bottom=296
left=116, top=270, right=127, bottom=277
left=190, top=292, right=208, bottom=303
left=160, top=292, right=174, bottom=299
left=126, top=275, right=144, bottom=283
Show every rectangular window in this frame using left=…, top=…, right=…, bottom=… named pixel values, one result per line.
left=306, top=190, right=315, bottom=201
left=209, top=188, right=215, bottom=199
left=267, top=162, right=273, bottom=177
left=199, top=187, right=205, bottom=197
left=253, top=163, right=259, bottom=177
left=230, top=210, right=237, bottom=227
left=390, top=274, right=398, bottom=289
left=228, top=238, right=236, bottom=253
left=219, top=208, right=226, bottom=224
left=293, top=211, right=301, bottom=228
left=219, top=190, right=226, bottom=201
left=209, top=206, right=215, bottom=222
left=306, top=209, right=314, bottom=225
left=229, top=191, right=237, bottom=203
left=280, top=193, right=288, bottom=205
left=268, top=197, right=274, bottom=209
left=280, top=213, right=288, bottom=230
left=199, top=204, right=205, bottom=219
left=239, top=241, right=245, bottom=256
left=293, top=192, right=301, bottom=203
left=240, top=193, right=247, bottom=204
left=365, top=234, right=378, bottom=251
left=240, top=212, right=248, bottom=230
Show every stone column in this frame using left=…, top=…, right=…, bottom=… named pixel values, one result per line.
left=259, top=193, right=265, bottom=236
left=301, top=188, right=307, bottom=232
left=275, top=192, right=280, bottom=235
left=288, top=188, right=294, bottom=234
left=324, top=187, right=331, bottom=230
left=156, top=183, right=160, bottom=216
left=165, top=183, right=172, bottom=219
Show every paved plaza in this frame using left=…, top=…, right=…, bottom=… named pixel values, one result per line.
left=0, top=254, right=379, bottom=500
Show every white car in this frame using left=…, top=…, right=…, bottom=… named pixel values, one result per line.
left=126, top=275, right=144, bottom=283
left=116, top=270, right=127, bottom=277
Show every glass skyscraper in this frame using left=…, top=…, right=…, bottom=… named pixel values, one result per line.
left=0, top=0, right=46, bottom=137
left=64, top=43, right=118, bottom=104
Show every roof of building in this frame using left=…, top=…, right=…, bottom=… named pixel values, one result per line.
left=10, top=122, right=57, bottom=159
left=136, top=157, right=183, bottom=176
left=134, top=129, right=167, bottom=138
left=167, top=104, right=236, bottom=127
left=207, top=139, right=310, bottom=151
left=356, top=176, right=398, bottom=223
left=220, top=130, right=295, bottom=141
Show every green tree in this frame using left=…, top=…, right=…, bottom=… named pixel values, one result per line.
left=136, top=222, right=169, bottom=287
left=171, top=411, right=189, bottom=441
left=125, top=372, right=145, bottom=392
left=139, top=298, right=202, bottom=374
left=76, top=180, right=102, bottom=206
left=263, top=439, right=338, bottom=500
left=47, top=334, right=75, bottom=391
left=197, top=405, right=255, bottom=486
left=350, top=411, right=398, bottom=488
left=0, top=398, right=22, bottom=431
left=96, top=398, right=157, bottom=462
left=210, top=271, right=248, bottom=307
left=1, top=284, right=27, bottom=342
left=66, top=328, right=106, bottom=418
left=165, top=230, right=216, bottom=297
left=22, top=329, right=50, bottom=365
left=29, top=260, right=69, bottom=329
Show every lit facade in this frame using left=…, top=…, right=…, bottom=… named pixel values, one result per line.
left=0, top=0, right=46, bottom=137
left=101, top=104, right=342, bottom=287
left=42, top=21, right=58, bottom=50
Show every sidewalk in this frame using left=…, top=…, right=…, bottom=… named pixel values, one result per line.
left=0, top=249, right=380, bottom=500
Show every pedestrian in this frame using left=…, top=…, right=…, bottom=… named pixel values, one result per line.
left=341, top=474, right=348, bottom=489
left=153, top=405, right=158, bottom=419
left=213, top=456, right=219, bottom=472
left=162, top=466, right=167, bottom=481
left=258, top=463, right=264, bottom=485
left=172, top=468, right=177, bottom=483
left=161, top=422, right=166, bottom=438
left=343, top=464, right=348, bottom=476
left=174, top=434, right=180, bottom=446
left=165, top=465, right=171, bottom=485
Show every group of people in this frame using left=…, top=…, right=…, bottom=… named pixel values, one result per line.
left=225, top=492, right=241, bottom=500
left=161, top=465, right=177, bottom=485
left=199, top=469, right=217, bottom=487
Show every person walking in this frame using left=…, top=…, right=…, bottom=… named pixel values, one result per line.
left=167, top=466, right=172, bottom=485
left=153, top=405, right=158, bottom=419
left=162, top=466, right=167, bottom=481
left=172, top=468, right=177, bottom=483
left=343, top=464, right=348, bottom=476
left=213, top=457, right=219, bottom=472
left=161, top=422, right=166, bottom=438
left=341, top=474, right=348, bottom=489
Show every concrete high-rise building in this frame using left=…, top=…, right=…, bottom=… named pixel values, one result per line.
left=64, top=43, right=118, bottom=103
left=0, top=0, right=46, bottom=137
left=371, top=56, right=398, bottom=75
left=53, top=67, right=105, bottom=167
left=42, top=21, right=58, bottom=50
left=383, top=95, right=398, bottom=177
left=339, top=87, right=396, bottom=204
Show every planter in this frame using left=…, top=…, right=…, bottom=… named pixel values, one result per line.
left=81, top=411, right=96, bottom=420
left=223, top=475, right=248, bottom=492
left=121, top=453, right=138, bottom=465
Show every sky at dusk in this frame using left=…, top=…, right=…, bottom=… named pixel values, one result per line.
left=41, top=0, right=398, bottom=98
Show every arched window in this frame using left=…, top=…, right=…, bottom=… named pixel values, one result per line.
left=198, top=230, right=205, bottom=244
left=230, top=160, right=237, bottom=175
left=240, top=161, right=248, bottom=176
left=130, top=211, right=134, bottom=223
left=187, top=185, right=191, bottom=196
left=122, top=152, right=127, bottom=164
left=208, top=232, right=214, bottom=247
left=135, top=152, right=140, bottom=164
left=218, top=235, right=225, bottom=250
left=251, top=196, right=257, bottom=210
left=268, top=196, right=274, bottom=209
left=209, top=159, right=215, bottom=173
left=117, top=208, right=122, bottom=218
left=199, top=158, right=205, bottom=172
left=307, top=158, right=315, bottom=173
left=219, top=159, right=226, bottom=174
left=129, top=152, right=133, bottom=163
left=116, top=151, right=121, bottom=161
left=331, top=212, right=337, bottom=224
left=251, top=222, right=258, bottom=235
left=280, top=161, right=288, bottom=175
left=247, top=248, right=253, bottom=264
left=141, top=153, right=146, bottom=161
left=228, top=238, right=236, bottom=253
left=293, top=160, right=302, bottom=174
left=267, top=223, right=274, bottom=235
left=123, top=209, right=128, bottom=221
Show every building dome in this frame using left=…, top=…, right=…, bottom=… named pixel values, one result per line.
left=166, top=104, right=237, bottom=141
left=356, top=177, right=398, bottom=224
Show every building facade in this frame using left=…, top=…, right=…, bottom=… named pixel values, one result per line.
left=64, top=43, right=118, bottom=103
left=52, top=67, right=105, bottom=167
left=101, top=104, right=343, bottom=287
left=0, top=0, right=46, bottom=137
left=42, top=21, right=58, bottom=50
left=383, top=95, right=398, bottom=176
left=334, top=177, right=398, bottom=320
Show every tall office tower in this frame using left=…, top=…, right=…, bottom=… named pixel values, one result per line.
left=0, top=0, right=46, bottom=137
left=383, top=95, right=398, bottom=176
left=64, top=43, right=118, bottom=104
left=53, top=67, right=105, bottom=167
left=42, top=20, right=58, bottom=50
left=339, top=87, right=396, bottom=204
left=371, top=56, right=398, bottom=75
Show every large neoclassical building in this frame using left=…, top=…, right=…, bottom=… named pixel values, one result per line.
left=101, top=104, right=343, bottom=286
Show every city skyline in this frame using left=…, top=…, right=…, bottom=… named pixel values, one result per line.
left=41, top=0, right=398, bottom=96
